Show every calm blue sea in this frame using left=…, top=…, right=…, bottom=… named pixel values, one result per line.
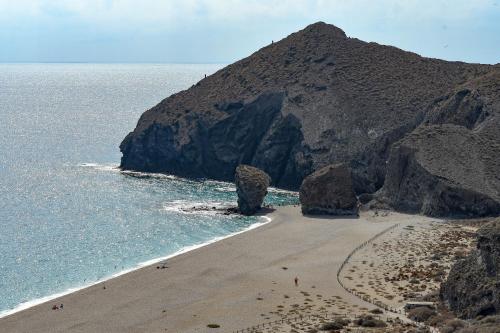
left=0, top=64, right=298, bottom=316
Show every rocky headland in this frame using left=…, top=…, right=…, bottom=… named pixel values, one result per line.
left=120, top=22, right=499, bottom=218
left=373, top=71, right=500, bottom=217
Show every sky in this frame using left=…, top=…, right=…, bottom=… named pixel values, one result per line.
left=0, top=0, right=499, bottom=64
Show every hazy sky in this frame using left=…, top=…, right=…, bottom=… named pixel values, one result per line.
left=1, top=0, right=499, bottom=64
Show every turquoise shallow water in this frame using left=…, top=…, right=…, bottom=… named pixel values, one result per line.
left=0, top=64, right=298, bottom=316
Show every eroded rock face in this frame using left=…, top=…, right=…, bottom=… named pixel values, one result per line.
left=120, top=92, right=312, bottom=189
left=299, top=164, right=358, bottom=215
left=234, top=165, right=271, bottom=215
left=120, top=21, right=499, bottom=218
left=372, top=70, right=500, bottom=217
left=440, top=221, right=500, bottom=318
left=120, top=22, right=492, bottom=192
left=373, top=124, right=500, bottom=217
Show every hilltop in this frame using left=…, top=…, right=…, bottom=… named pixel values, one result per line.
left=120, top=22, right=499, bottom=217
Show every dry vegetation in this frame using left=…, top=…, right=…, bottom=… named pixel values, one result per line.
left=340, top=217, right=475, bottom=313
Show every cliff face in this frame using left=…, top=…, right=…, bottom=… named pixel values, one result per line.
left=374, top=70, right=500, bottom=217
left=374, top=124, right=500, bottom=217
left=120, top=22, right=492, bottom=192
left=120, top=92, right=310, bottom=187
left=441, top=220, right=500, bottom=318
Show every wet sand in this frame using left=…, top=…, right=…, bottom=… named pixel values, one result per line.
left=0, top=206, right=435, bottom=333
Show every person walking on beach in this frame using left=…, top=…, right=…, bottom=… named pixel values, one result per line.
left=294, top=276, right=298, bottom=287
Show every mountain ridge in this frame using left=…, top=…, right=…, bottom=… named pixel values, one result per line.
left=120, top=22, right=499, bottom=216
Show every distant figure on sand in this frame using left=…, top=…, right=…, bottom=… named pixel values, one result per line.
left=294, top=276, right=298, bottom=286
left=52, top=305, right=59, bottom=310
left=60, top=304, right=63, bottom=309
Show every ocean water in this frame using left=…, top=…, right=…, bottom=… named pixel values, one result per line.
left=0, top=64, right=298, bottom=316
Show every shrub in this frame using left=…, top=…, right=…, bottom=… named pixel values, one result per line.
left=319, top=321, right=343, bottom=330
left=408, top=307, right=436, bottom=322
left=207, top=323, right=220, bottom=328
left=354, top=315, right=387, bottom=328
left=320, top=318, right=350, bottom=331
left=445, top=319, right=466, bottom=330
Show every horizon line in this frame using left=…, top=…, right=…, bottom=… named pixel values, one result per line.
left=0, top=61, right=229, bottom=65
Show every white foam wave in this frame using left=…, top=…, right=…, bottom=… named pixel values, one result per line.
left=215, top=186, right=236, bottom=192
left=162, top=199, right=235, bottom=216
left=78, top=164, right=299, bottom=197
left=78, top=163, right=179, bottom=179
left=0, top=214, right=272, bottom=319
left=121, top=170, right=178, bottom=180
left=79, top=162, right=99, bottom=167
left=268, top=187, right=298, bottom=195
left=78, top=163, right=120, bottom=172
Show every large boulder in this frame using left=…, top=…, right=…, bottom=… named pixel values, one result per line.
left=440, top=220, right=500, bottom=318
left=299, top=164, right=358, bottom=215
left=234, top=165, right=271, bottom=215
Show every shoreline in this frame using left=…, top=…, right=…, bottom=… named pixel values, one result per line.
left=0, top=213, right=273, bottom=320
left=0, top=205, right=437, bottom=333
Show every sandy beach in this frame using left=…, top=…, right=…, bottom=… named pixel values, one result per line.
left=0, top=206, right=439, bottom=333
left=340, top=218, right=475, bottom=314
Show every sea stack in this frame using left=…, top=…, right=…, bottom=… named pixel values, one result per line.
left=235, top=165, right=271, bottom=215
left=299, top=164, right=358, bottom=216
left=440, top=220, right=500, bottom=318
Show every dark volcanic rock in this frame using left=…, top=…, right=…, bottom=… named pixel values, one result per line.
left=234, top=165, right=270, bottom=215
left=374, top=69, right=500, bottom=217
left=120, top=92, right=311, bottom=189
left=120, top=22, right=492, bottom=192
left=441, top=220, right=500, bottom=318
left=299, top=164, right=358, bottom=215
left=374, top=124, right=500, bottom=217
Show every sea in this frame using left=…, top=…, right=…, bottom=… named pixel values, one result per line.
left=0, top=63, right=298, bottom=317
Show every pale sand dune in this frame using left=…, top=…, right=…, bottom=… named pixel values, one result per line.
left=0, top=206, right=432, bottom=333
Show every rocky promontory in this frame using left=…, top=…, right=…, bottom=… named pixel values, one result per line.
left=441, top=220, right=500, bottom=318
left=374, top=124, right=500, bottom=217
left=234, top=165, right=270, bottom=215
left=299, top=164, right=358, bottom=215
left=120, top=22, right=499, bottom=218
left=373, top=70, right=500, bottom=217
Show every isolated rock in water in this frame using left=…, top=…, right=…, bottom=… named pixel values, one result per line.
left=441, top=220, right=500, bottom=318
left=299, top=164, right=358, bottom=215
left=120, top=21, right=493, bottom=192
left=235, top=165, right=270, bottom=215
left=373, top=123, right=500, bottom=217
